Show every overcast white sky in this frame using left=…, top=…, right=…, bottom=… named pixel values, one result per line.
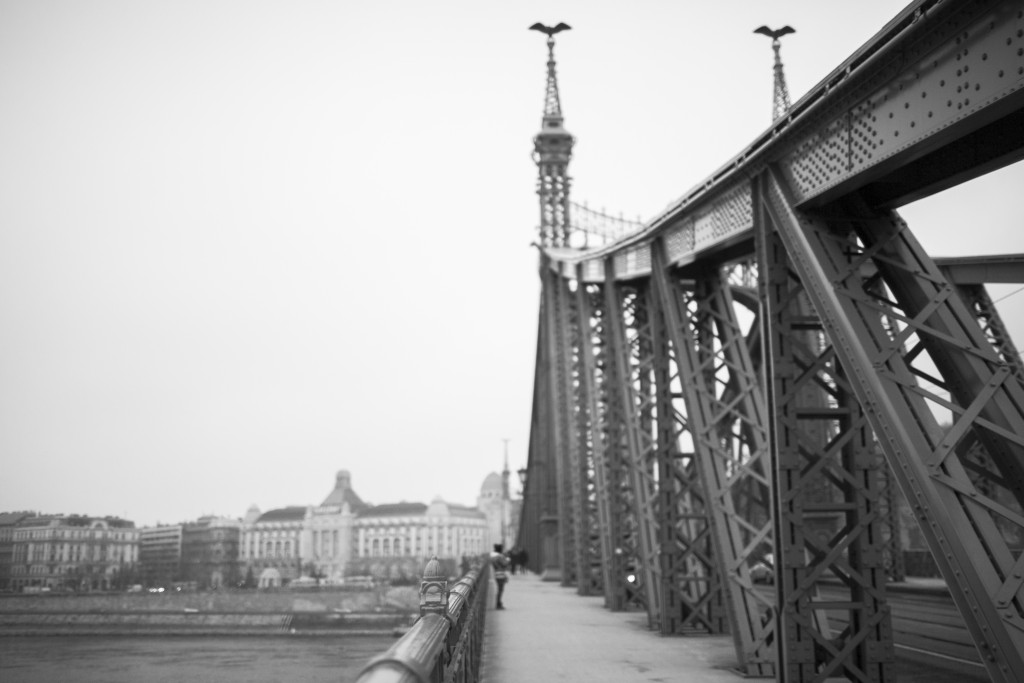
left=2, top=1, right=1021, bottom=527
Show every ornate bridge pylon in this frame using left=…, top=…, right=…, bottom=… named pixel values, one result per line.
left=517, top=2, right=1024, bottom=682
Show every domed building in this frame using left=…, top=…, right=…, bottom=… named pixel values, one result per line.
left=477, top=468, right=519, bottom=549
left=240, top=470, right=489, bottom=586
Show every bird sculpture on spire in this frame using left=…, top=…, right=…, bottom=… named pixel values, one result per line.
left=529, top=21, right=574, bottom=248
left=754, top=25, right=796, bottom=120
left=753, top=25, right=794, bottom=41
left=529, top=22, right=571, bottom=37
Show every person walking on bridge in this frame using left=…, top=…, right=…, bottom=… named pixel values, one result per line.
left=490, top=543, right=510, bottom=609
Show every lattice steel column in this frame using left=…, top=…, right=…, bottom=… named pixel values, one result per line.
left=541, top=261, right=578, bottom=584
left=652, top=241, right=776, bottom=675
left=646, top=253, right=727, bottom=636
left=593, top=292, right=631, bottom=611
left=875, top=458, right=906, bottom=583
left=553, top=269, right=592, bottom=591
left=603, top=263, right=661, bottom=625
left=757, top=175, right=894, bottom=683
left=582, top=279, right=625, bottom=607
left=534, top=274, right=563, bottom=581
left=759, top=163, right=1024, bottom=680
left=574, top=273, right=612, bottom=596
left=518, top=303, right=549, bottom=574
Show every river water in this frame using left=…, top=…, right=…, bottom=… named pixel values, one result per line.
left=0, top=635, right=395, bottom=682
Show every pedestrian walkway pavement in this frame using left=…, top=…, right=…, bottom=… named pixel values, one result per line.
left=479, top=572, right=744, bottom=683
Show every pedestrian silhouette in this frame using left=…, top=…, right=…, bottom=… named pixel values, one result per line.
left=490, top=543, right=510, bottom=609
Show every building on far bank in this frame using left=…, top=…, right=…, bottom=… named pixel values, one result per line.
left=239, top=505, right=308, bottom=588
left=9, top=514, right=139, bottom=592
left=305, top=470, right=367, bottom=581
left=239, top=471, right=490, bottom=586
left=348, top=497, right=488, bottom=582
left=0, top=512, right=36, bottom=591
left=239, top=471, right=369, bottom=587
left=180, top=516, right=241, bottom=590
left=139, top=524, right=183, bottom=588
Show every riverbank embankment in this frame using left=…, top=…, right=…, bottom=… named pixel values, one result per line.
left=0, top=587, right=418, bottom=636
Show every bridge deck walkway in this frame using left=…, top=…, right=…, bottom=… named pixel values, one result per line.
left=479, top=572, right=739, bottom=683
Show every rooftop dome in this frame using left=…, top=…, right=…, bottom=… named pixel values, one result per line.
left=321, top=470, right=367, bottom=510
left=480, top=472, right=502, bottom=492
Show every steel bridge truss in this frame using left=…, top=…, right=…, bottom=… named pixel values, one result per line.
left=528, top=186, right=1024, bottom=681
left=759, top=166, right=1024, bottom=682
left=529, top=170, right=1024, bottom=682
left=519, top=1, right=1024, bottom=681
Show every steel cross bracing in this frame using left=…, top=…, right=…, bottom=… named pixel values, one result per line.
left=648, top=266, right=728, bottom=636
left=591, top=286, right=635, bottom=611
left=760, top=166, right=1024, bottom=682
left=651, top=247, right=777, bottom=674
left=875, top=458, right=906, bottom=583
left=956, top=283, right=1024, bottom=384
left=757, top=174, right=894, bottom=683
left=602, top=268, right=662, bottom=623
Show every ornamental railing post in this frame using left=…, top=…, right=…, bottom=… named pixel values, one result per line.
left=419, top=555, right=449, bottom=617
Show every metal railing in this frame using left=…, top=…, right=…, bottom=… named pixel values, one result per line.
left=355, top=556, right=490, bottom=683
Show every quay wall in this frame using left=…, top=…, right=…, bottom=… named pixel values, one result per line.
left=0, top=587, right=418, bottom=613
left=0, top=588, right=419, bottom=636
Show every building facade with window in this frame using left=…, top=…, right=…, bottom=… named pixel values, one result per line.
left=348, top=498, right=489, bottom=582
left=9, top=515, right=139, bottom=592
left=0, top=512, right=36, bottom=591
left=304, top=469, right=366, bottom=581
left=239, top=471, right=489, bottom=585
left=239, top=470, right=369, bottom=587
left=239, top=505, right=307, bottom=588
left=139, top=524, right=183, bottom=588
left=180, top=516, right=241, bottom=589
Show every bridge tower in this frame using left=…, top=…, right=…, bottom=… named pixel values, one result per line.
left=754, top=25, right=794, bottom=120
left=522, top=21, right=577, bottom=587
left=531, top=23, right=574, bottom=248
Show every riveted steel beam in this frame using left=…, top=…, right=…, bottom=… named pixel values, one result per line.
left=543, top=1, right=1024, bottom=284
left=762, top=165, right=1024, bottom=683
left=938, top=255, right=1024, bottom=285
